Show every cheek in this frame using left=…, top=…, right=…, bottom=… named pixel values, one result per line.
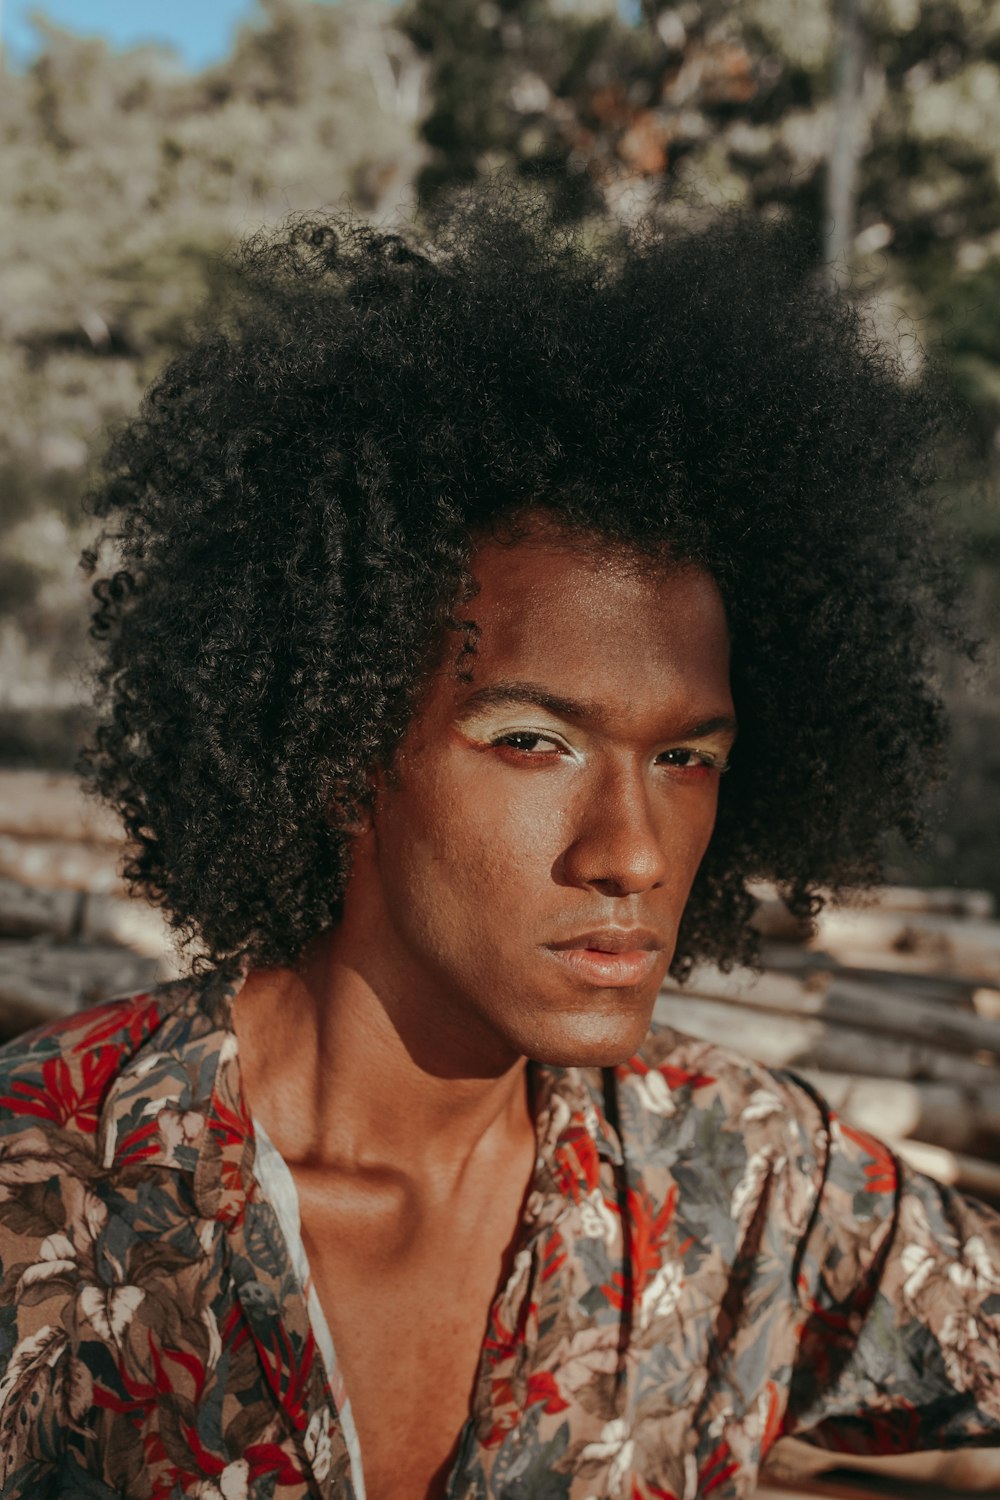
left=676, top=786, right=721, bottom=871
left=421, top=766, right=567, bottom=888
left=637, top=783, right=720, bottom=912
left=373, top=757, right=568, bottom=935
left=369, top=781, right=566, bottom=1013
left=692, top=782, right=722, bottom=849
left=463, top=770, right=571, bottom=862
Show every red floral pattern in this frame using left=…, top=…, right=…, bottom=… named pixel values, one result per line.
left=0, top=971, right=998, bottom=1497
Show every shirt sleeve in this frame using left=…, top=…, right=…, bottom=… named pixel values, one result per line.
left=782, top=1084, right=1000, bottom=1455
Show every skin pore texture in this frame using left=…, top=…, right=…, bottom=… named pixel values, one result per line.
left=233, top=523, right=735, bottom=1500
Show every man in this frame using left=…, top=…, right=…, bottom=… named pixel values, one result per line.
left=0, top=194, right=997, bottom=1500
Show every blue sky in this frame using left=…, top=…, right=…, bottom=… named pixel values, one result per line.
left=2, top=0, right=257, bottom=70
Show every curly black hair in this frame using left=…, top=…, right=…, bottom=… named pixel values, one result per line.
left=82, top=189, right=970, bottom=977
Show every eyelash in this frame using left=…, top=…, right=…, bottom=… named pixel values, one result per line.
left=487, top=732, right=729, bottom=774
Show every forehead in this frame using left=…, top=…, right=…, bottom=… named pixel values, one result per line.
left=455, top=530, right=732, bottom=710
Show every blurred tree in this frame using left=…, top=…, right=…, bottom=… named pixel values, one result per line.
left=1, top=0, right=999, bottom=893
left=401, top=1, right=1000, bottom=458
left=0, top=0, right=426, bottom=764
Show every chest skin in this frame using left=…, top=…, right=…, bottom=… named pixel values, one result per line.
left=291, top=1138, right=534, bottom=1500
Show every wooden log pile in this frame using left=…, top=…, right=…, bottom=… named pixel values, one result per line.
left=657, top=884, right=1000, bottom=1205
left=0, top=770, right=175, bottom=1041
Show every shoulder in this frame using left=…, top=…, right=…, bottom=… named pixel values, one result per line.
left=0, top=980, right=212, bottom=1267
left=0, top=992, right=168, bottom=1481
left=0, top=981, right=223, bottom=1483
left=0, top=987, right=172, bottom=1156
left=622, top=1020, right=830, bottom=1148
left=609, top=1021, right=835, bottom=1245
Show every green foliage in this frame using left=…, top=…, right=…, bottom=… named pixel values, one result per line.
left=0, top=0, right=424, bottom=762
left=2, top=0, right=1000, bottom=891
left=402, top=0, right=1000, bottom=498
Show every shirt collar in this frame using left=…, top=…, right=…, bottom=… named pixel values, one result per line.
left=532, top=1059, right=624, bottom=1172
left=98, top=965, right=626, bottom=1224
left=98, top=965, right=255, bottom=1224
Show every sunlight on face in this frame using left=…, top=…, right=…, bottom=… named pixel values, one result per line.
left=344, top=524, right=735, bottom=1071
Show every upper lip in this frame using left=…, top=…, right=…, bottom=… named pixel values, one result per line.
left=547, top=928, right=662, bottom=953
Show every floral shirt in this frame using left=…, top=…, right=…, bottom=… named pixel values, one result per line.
left=1, top=970, right=1000, bottom=1500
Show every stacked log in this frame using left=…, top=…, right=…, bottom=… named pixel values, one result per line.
left=657, top=884, right=1000, bottom=1204
left=0, top=770, right=175, bottom=1041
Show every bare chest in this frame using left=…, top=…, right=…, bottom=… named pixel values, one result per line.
left=295, top=1172, right=528, bottom=1500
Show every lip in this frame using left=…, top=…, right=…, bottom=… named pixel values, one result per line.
left=547, top=928, right=661, bottom=954
left=544, top=929, right=663, bottom=988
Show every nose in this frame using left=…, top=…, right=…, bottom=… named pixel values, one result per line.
left=558, top=764, right=670, bottom=897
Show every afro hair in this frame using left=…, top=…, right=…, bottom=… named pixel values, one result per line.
left=82, top=189, right=970, bottom=977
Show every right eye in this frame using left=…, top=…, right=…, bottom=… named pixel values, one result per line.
left=489, top=732, right=564, bottom=754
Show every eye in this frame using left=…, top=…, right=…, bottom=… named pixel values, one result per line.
left=489, top=731, right=566, bottom=755
left=656, top=748, right=728, bottom=773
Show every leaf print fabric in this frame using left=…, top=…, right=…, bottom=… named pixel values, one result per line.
left=0, top=969, right=998, bottom=1498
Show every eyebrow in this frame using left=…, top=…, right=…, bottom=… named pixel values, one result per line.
left=457, top=679, right=738, bottom=739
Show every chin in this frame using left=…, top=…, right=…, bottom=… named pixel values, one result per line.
left=522, top=1001, right=656, bottom=1070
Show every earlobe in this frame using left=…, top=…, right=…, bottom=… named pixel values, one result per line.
left=343, top=807, right=374, bottom=838
left=325, top=780, right=373, bottom=837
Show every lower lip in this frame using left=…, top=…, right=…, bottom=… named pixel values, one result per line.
left=546, top=947, right=660, bottom=986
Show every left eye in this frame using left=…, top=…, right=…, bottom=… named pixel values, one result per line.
left=657, top=749, right=722, bottom=770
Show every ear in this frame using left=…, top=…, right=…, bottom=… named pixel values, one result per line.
left=325, top=779, right=373, bottom=837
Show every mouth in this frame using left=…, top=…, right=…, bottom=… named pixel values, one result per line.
left=544, top=929, right=663, bottom=988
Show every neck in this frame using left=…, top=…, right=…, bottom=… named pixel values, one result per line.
left=233, top=927, right=532, bottom=1180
